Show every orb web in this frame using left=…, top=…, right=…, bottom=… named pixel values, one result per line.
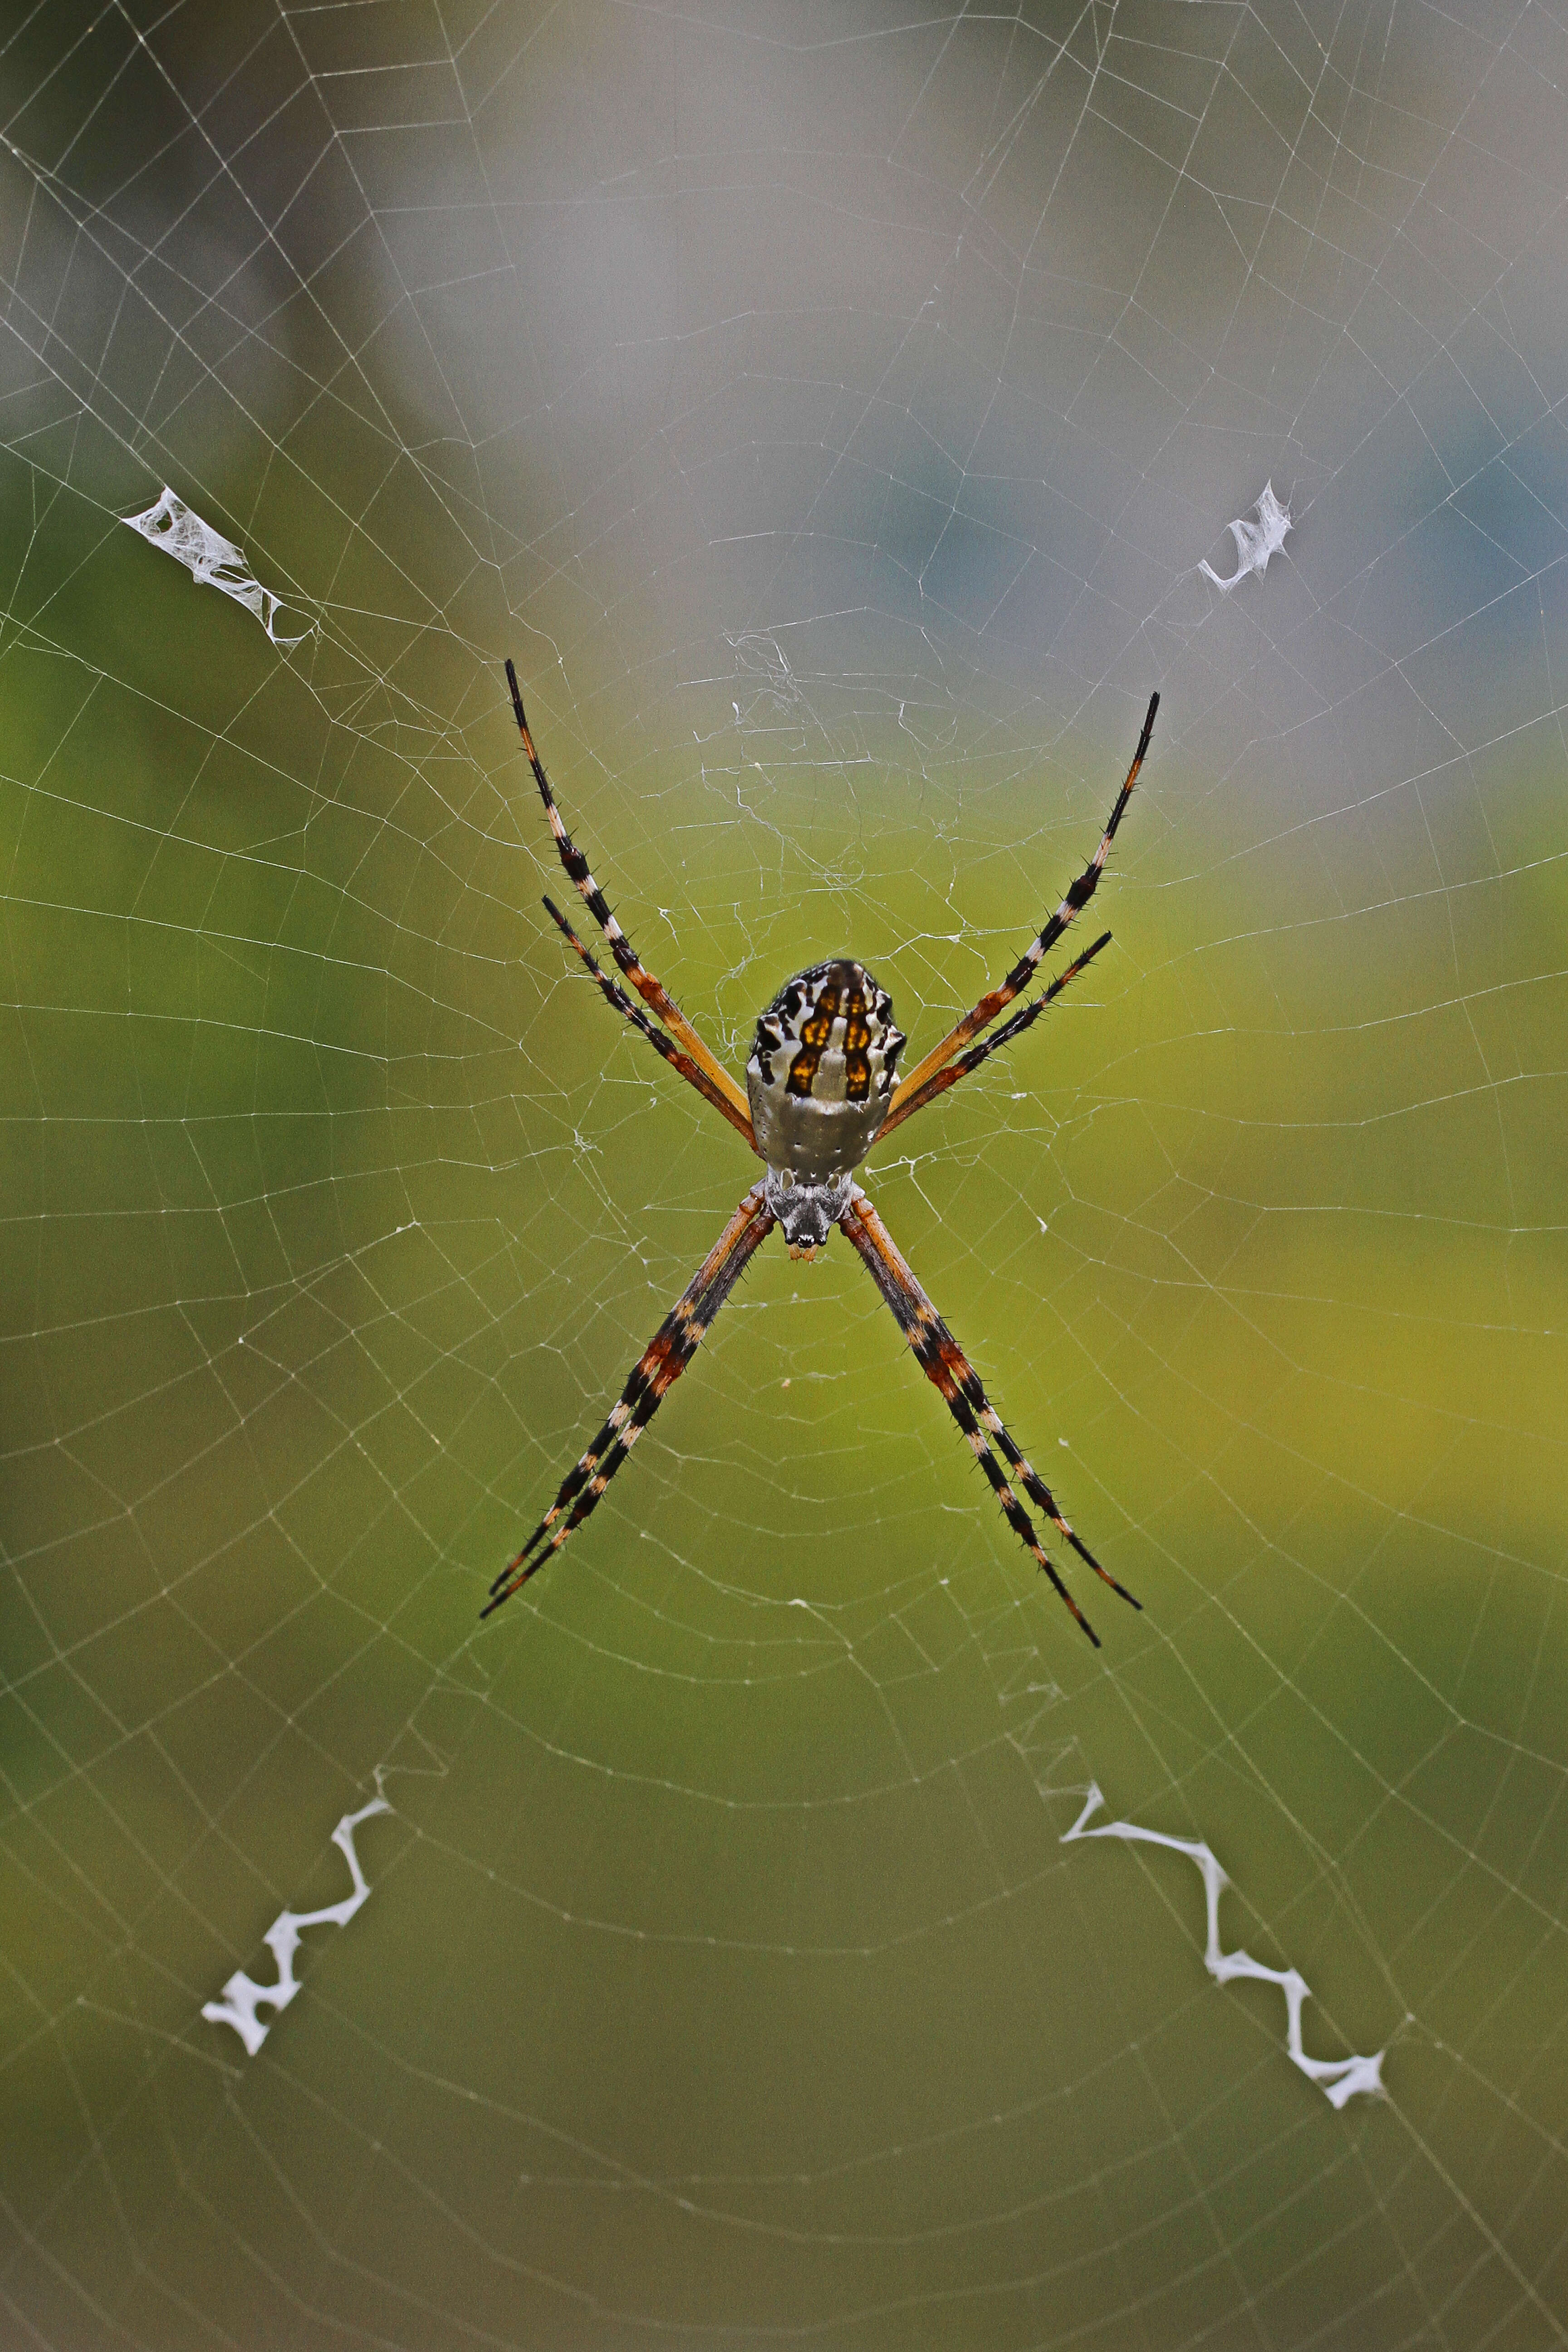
left=2, top=6, right=1566, bottom=2347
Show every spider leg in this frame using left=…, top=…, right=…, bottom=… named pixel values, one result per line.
left=544, top=897, right=759, bottom=1150
left=877, top=931, right=1111, bottom=1142
left=483, top=1182, right=775, bottom=1616
left=838, top=1188, right=1140, bottom=1644
left=890, top=691, right=1158, bottom=1113
left=507, top=660, right=756, bottom=1144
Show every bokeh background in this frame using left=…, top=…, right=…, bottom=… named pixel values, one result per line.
left=3, top=4, right=1566, bottom=2346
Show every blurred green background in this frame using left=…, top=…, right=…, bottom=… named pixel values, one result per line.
left=2, top=4, right=1566, bottom=2345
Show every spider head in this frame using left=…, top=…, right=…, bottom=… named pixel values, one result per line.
left=747, top=960, right=905, bottom=1199
left=763, top=1167, right=854, bottom=1260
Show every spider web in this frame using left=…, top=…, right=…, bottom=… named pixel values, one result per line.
left=3, top=3, right=1566, bottom=2345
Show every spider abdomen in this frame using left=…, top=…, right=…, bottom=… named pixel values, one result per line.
left=747, top=958, right=905, bottom=1184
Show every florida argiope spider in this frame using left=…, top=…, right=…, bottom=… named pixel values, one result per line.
left=486, top=664, right=1159, bottom=1645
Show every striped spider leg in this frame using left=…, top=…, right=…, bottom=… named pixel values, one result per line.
left=485, top=1184, right=775, bottom=1614
left=505, top=658, right=757, bottom=1147
left=877, top=927, right=1112, bottom=1142
left=541, top=894, right=756, bottom=1147
left=489, top=674, right=769, bottom=1619
left=886, top=690, right=1159, bottom=1119
left=838, top=692, right=1162, bottom=1636
left=838, top=1189, right=1139, bottom=1645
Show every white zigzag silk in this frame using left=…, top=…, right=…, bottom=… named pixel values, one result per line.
left=122, top=486, right=312, bottom=646
left=1199, top=480, right=1293, bottom=593
left=1063, top=1785, right=1385, bottom=2109
left=201, top=1796, right=392, bottom=2057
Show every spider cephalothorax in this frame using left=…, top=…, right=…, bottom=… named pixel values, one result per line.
left=761, top=1165, right=856, bottom=1257
left=746, top=957, right=905, bottom=1255
left=487, top=662, right=1159, bottom=1644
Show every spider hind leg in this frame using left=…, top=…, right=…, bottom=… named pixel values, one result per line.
left=484, top=1183, right=775, bottom=1615
left=838, top=1187, right=1138, bottom=1644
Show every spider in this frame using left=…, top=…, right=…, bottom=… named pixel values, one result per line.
left=485, top=662, right=1159, bottom=1645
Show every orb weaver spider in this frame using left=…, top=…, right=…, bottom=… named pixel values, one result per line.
left=485, top=663, right=1159, bottom=1644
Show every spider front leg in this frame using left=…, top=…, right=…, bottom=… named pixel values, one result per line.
left=484, top=1182, right=776, bottom=1615
left=876, top=929, right=1111, bottom=1142
left=838, top=1188, right=1139, bottom=1645
left=506, top=660, right=756, bottom=1148
left=888, top=690, right=1158, bottom=1114
left=542, top=895, right=758, bottom=1150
